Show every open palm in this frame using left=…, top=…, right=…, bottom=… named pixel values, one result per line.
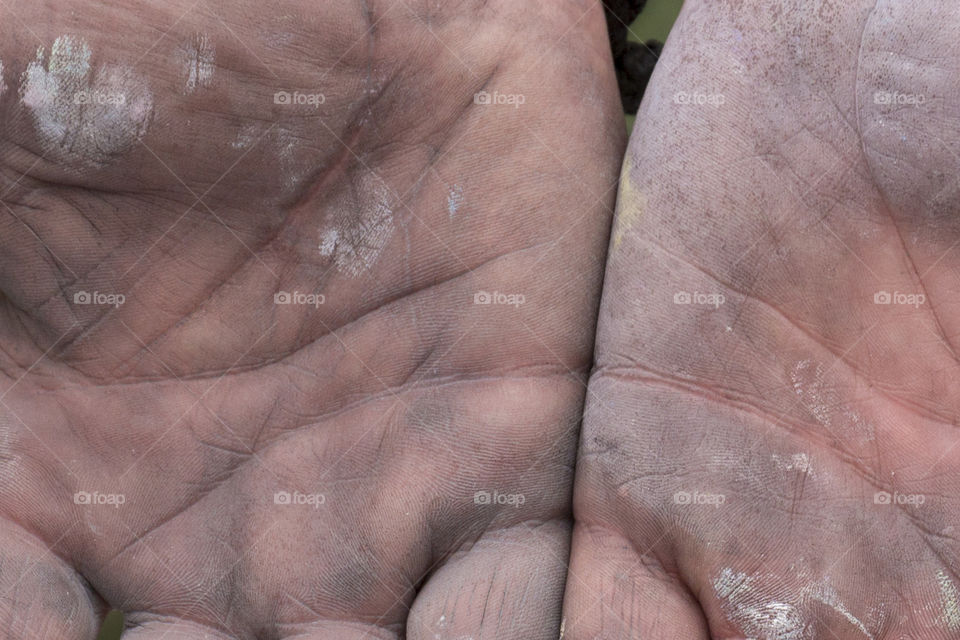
left=0, top=0, right=623, bottom=637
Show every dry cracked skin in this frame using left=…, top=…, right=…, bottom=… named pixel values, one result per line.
left=0, top=0, right=958, bottom=639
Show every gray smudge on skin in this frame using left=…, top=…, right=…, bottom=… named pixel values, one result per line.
left=178, top=33, right=215, bottom=94
left=0, top=60, right=6, bottom=97
left=19, top=35, right=153, bottom=166
left=318, top=175, right=396, bottom=276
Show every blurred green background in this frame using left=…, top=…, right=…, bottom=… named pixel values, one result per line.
left=625, top=0, right=683, bottom=134
left=93, top=1, right=682, bottom=638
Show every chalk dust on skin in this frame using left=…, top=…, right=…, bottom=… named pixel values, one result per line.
left=714, top=567, right=876, bottom=639
left=611, top=155, right=645, bottom=251
left=447, top=184, right=464, bottom=219
left=713, top=568, right=810, bottom=640
left=231, top=123, right=258, bottom=149
left=177, top=33, right=215, bottom=94
left=19, top=35, right=153, bottom=166
left=772, top=452, right=813, bottom=477
left=318, top=174, right=396, bottom=277
left=0, top=413, right=21, bottom=485
left=789, top=360, right=874, bottom=443
left=936, top=570, right=960, bottom=631
left=805, top=578, right=874, bottom=638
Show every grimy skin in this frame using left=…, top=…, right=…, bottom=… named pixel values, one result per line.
left=0, top=0, right=623, bottom=638
left=2, top=0, right=958, bottom=639
left=564, top=1, right=960, bottom=638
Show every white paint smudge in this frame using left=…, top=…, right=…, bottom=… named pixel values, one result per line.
left=19, top=35, right=153, bottom=166
left=714, top=568, right=810, bottom=640
left=276, top=126, right=306, bottom=190
left=318, top=229, right=338, bottom=256
left=263, top=31, right=294, bottom=49
left=715, top=567, right=875, bottom=639
left=317, top=175, right=395, bottom=276
left=447, top=184, right=464, bottom=218
left=807, top=579, right=873, bottom=638
left=772, top=452, right=813, bottom=476
left=178, top=33, right=215, bottom=94
left=231, top=123, right=257, bottom=149
left=937, top=570, right=960, bottom=631
left=790, top=360, right=873, bottom=441
left=0, top=413, right=21, bottom=484
left=791, top=360, right=831, bottom=425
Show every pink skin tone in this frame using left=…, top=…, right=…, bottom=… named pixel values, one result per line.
left=564, top=1, right=960, bottom=638
left=0, top=0, right=621, bottom=638
left=2, top=0, right=956, bottom=638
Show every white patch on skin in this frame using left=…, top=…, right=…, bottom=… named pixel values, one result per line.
left=937, top=570, right=960, bottom=631
left=807, top=580, right=873, bottom=638
left=276, top=127, right=306, bottom=190
left=178, top=33, right=215, bottom=94
left=716, top=567, right=875, bottom=639
left=231, top=123, right=257, bottom=149
left=772, top=452, right=813, bottom=476
left=0, top=59, right=6, bottom=96
left=19, top=35, right=153, bottom=166
left=447, top=184, right=464, bottom=218
left=713, top=568, right=810, bottom=640
left=317, top=175, right=395, bottom=276
left=789, top=360, right=873, bottom=441
left=263, top=31, right=294, bottom=49
left=0, top=413, right=22, bottom=484
left=318, top=229, right=338, bottom=256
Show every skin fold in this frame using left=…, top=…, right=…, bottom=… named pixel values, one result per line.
left=0, top=0, right=624, bottom=638
left=564, top=0, right=960, bottom=638
left=4, top=0, right=958, bottom=639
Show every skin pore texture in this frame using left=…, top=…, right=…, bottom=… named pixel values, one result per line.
left=563, top=0, right=960, bottom=638
left=3, top=0, right=960, bottom=638
left=0, top=0, right=623, bottom=638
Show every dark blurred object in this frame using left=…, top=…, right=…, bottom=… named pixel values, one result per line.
left=604, top=0, right=663, bottom=114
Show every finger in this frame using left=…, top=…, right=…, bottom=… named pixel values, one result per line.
left=0, top=520, right=102, bottom=639
left=407, top=520, right=569, bottom=640
left=561, top=524, right=710, bottom=640
left=121, top=619, right=236, bottom=640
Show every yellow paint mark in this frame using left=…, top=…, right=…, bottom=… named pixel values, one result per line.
left=611, top=156, right=645, bottom=251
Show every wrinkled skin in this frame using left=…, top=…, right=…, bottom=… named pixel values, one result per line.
left=0, top=0, right=624, bottom=637
left=564, top=1, right=960, bottom=638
